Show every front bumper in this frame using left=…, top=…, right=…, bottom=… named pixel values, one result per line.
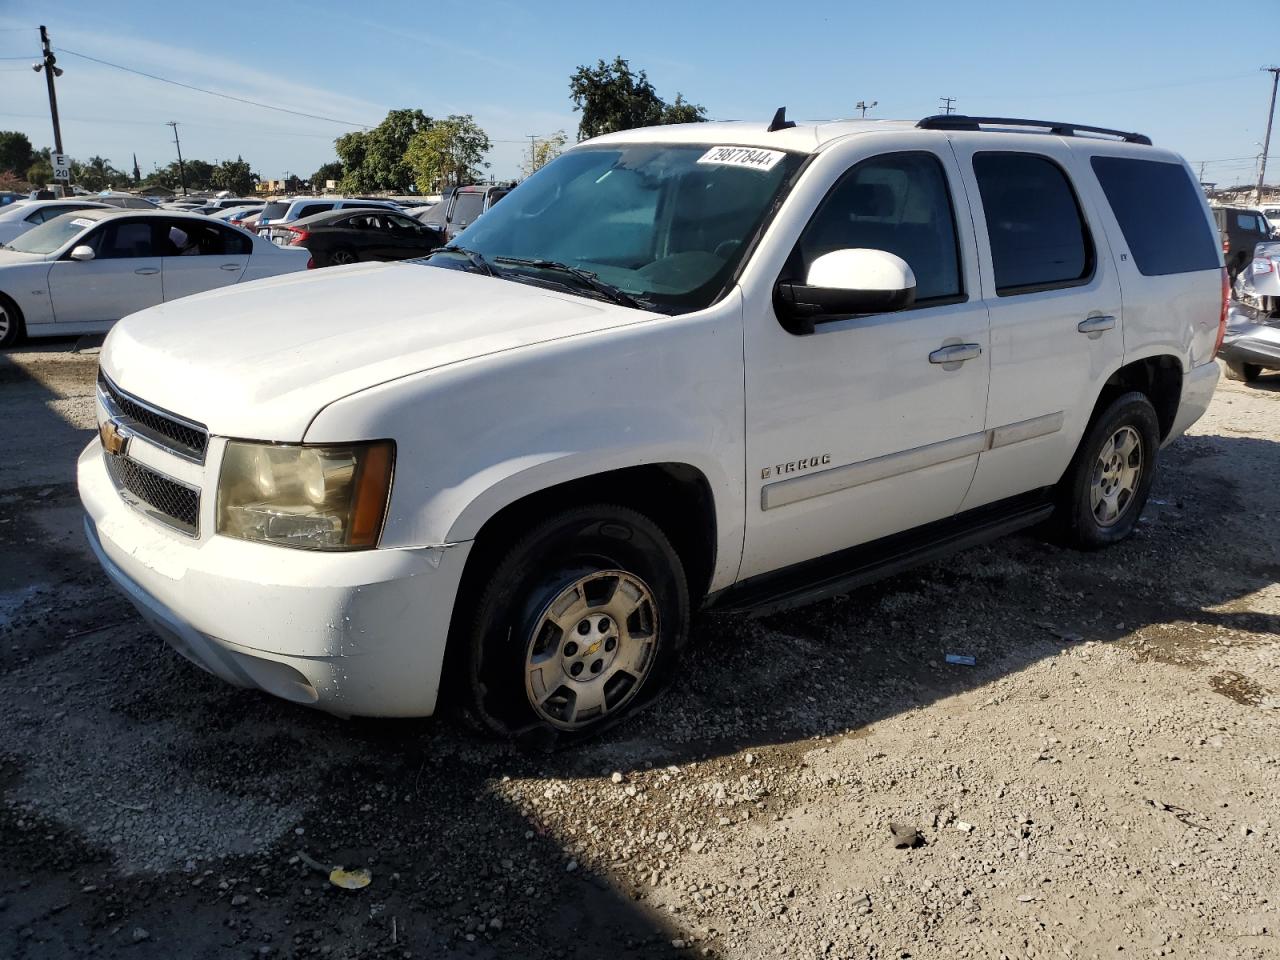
left=78, top=441, right=472, bottom=717
left=1163, top=360, right=1219, bottom=446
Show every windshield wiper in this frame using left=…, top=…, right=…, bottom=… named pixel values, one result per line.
left=493, top=257, right=645, bottom=309
left=435, top=245, right=497, bottom=277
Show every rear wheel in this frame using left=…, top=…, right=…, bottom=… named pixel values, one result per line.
left=0, top=295, right=24, bottom=349
left=1224, top=360, right=1263, bottom=383
left=463, top=505, right=689, bottom=744
left=327, top=247, right=357, bottom=266
left=1055, top=391, right=1160, bottom=549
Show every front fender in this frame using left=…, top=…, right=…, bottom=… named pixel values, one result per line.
left=305, top=293, right=748, bottom=592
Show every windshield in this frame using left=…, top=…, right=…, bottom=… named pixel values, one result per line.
left=428, top=144, right=805, bottom=313
left=6, top=214, right=93, bottom=254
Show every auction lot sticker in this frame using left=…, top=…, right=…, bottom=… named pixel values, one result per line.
left=697, top=146, right=786, bottom=172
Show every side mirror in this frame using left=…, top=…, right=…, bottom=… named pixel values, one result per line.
left=69, top=244, right=96, bottom=262
left=774, top=249, right=916, bottom=334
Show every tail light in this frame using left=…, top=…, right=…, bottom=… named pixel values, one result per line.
left=1213, top=267, right=1228, bottom=359
left=286, top=226, right=310, bottom=245
left=306, top=256, right=316, bottom=270
left=1222, top=235, right=1230, bottom=255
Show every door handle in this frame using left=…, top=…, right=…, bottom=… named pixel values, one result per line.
left=929, top=343, right=983, bottom=364
left=134, top=267, right=159, bottom=276
left=1077, top=315, right=1116, bottom=334
left=220, top=264, right=241, bottom=271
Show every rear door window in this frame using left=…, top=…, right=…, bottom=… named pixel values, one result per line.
left=973, top=152, right=1093, bottom=294
left=1090, top=157, right=1221, bottom=276
left=295, top=203, right=333, bottom=219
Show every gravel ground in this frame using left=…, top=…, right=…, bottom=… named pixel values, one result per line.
left=1, top=341, right=1277, bottom=959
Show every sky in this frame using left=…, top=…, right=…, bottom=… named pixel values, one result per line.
left=0, top=0, right=1274, bottom=189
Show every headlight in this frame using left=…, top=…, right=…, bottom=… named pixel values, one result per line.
left=216, top=440, right=394, bottom=550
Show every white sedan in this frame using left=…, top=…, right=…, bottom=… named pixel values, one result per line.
left=0, top=198, right=112, bottom=245
left=0, top=209, right=311, bottom=347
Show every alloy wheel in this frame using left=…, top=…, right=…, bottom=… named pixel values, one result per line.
left=1090, top=425, right=1143, bottom=527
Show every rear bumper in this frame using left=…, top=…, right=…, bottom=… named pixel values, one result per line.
left=1164, top=360, right=1219, bottom=446
left=78, top=441, right=472, bottom=717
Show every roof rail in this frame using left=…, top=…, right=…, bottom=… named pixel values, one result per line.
left=916, top=114, right=1151, bottom=146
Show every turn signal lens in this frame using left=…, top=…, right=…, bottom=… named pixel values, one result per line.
left=217, top=440, right=394, bottom=550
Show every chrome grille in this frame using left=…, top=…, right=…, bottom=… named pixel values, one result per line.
left=97, top=372, right=209, bottom=462
left=104, top=453, right=200, bottom=536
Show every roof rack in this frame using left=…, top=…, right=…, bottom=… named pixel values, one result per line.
left=916, top=114, right=1151, bottom=145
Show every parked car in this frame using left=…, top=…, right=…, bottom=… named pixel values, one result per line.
left=0, top=191, right=24, bottom=207
left=423, top=184, right=511, bottom=241
left=0, top=199, right=111, bottom=244
left=1260, top=204, right=1280, bottom=234
left=95, top=193, right=159, bottom=210
left=1212, top=204, right=1272, bottom=279
left=255, top=197, right=403, bottom=235
left=1220, top=241, right=1280, bottom=381
left=211, top=205, right=262, bottom=223
left=0, top=209, right=309, bottom=347
left=275, top=208, right=443, bottom=266
left=79, top=113, right=1222, bottom=740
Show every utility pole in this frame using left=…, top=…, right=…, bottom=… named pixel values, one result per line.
left=35, top=25, right=67, bottom=196
left=939, top=96, right=957, bottom=115
left=1257, top=66, right=1280, bottom=204
left=855, top=100, right=877, bottom=119
left=166, top=121, right=187, bottom=196
left=527, top=134, right=538, bottom=174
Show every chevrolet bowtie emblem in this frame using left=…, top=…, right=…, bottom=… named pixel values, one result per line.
left=100, top=419, right=131, bottom=457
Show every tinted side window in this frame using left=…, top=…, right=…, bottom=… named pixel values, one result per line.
left=1090, top=157, right=1221, bottom=277
left=296, top=203, right=333, bottom=219
left=219, top=225, right=252, bottom=255
left=96, top=221, right=159, bottom=259
left=973, top=153, right=1092, bottom=294
left=794, top=151, right=963, bottom=302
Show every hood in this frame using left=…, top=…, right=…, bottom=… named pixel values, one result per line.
left=0, top=247, right=48, bottom=264
left=101, top=262, right=655, bottom=441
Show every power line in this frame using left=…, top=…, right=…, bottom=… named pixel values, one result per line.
left=55, top=47, right=375, bottom=128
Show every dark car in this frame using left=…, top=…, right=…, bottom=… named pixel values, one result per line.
left=277, top=208, right=443, bottom=266
left=1213, top=205, right=1273, bottom=279
left=423, top=184, right=513, bottom=241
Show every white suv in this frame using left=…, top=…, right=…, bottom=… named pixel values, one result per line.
left=79, top=113, right=1224, bottom=741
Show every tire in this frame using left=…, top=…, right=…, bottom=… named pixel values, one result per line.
left=327, top=247, right=357, bottom=266
left=462, top=505, right=689, bottom=745
left=1224, top=361, right=1263, bottom=383
left=1055, top=391, right=1161, bottom=549
left=0, top=294, right=24, bottom=349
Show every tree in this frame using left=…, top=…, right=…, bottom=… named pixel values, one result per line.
left=335, top=109, right=432, bottom=192
left=406, top=115, right=491, bottom=192
left=568, top=56, right=706, bottom=141
left=27, top=159, right=52, bottom=187
left=72, top=155, right=130, bottom=191
left=522, top=130, right=568, bottom=177
left=0, top=131, right=34, bottom=178
left=212, top=156, right=256, bottom=195
left=311, top=160, right=344, bottom=190
left=182, top=159, right=215, bottom=191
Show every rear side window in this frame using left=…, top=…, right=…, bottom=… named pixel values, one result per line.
left=1090, top=157, right=1220, bottom=276
left=260, top=202, right=289, bottom=220
left=973, top=152, right=1092, bottom=295
left=296, top=203, right=333, bottom=219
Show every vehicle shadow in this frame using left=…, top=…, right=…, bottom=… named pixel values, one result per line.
left=1, top=349, right=1277, bottom=959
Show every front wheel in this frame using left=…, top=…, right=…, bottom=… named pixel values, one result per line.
left=463, top=505, right=689, bottom=743
left=0, top=295, right=24, bottom=349
left=1055, top=391, right=1160, bottom=549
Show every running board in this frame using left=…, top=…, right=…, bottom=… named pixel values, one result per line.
left=712, top=489, right=1055, bottom=616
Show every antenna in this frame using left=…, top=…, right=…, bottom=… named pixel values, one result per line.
left=767, top=107, right=795, bottom=132
left=855, top=100, right=877, bottom=119
left=939, top=96, right=957, bottom=115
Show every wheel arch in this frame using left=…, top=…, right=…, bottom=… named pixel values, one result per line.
left=1088, top=353, right=1183, bottom=442
left=454, top=461, right=721, bottom=606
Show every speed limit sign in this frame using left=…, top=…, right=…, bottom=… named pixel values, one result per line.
left=52, top=153, right=70, bottom=179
